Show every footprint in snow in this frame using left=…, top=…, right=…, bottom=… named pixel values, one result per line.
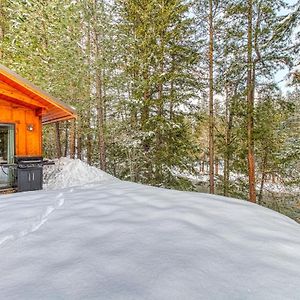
left=0, top=192, right=65, bottom=248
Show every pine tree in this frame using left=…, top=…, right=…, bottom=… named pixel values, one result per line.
left=116, top=0, right=199, bottom=187
left=246, top=0, right=256, bottom=203
left=208, top=0, right=215, bottom=194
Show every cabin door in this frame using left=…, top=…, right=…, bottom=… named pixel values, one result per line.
left=0, top=124, right=15, bottom=188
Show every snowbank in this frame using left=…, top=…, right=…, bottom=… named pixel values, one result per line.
left=44, top=157, right=117, bottom=190
left=0, top=163, right=300, bottom=299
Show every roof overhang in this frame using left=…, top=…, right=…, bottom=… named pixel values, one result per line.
left=0, top=64, right=76, bottom=124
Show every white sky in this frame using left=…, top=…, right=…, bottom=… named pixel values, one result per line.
left=275, top=0, right=299, bottom=94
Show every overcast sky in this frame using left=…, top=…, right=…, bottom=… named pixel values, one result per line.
left=275, top=0, right=299, bottom=94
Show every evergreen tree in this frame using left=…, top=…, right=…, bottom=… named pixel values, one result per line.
left=116, top=0, right=199, bottom=187
left=1, top=0, right=299, bottom=219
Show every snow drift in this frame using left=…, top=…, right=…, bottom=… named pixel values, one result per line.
left=0, top=159, right=300, bottom=299
left=44, top=157, right=117, bottom=190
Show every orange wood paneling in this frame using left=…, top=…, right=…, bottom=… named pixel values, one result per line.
left=0, top=81, right=47, bottom=109
left=0, top=64, right=75, bottom=160
left=0, top=98, right=42, bottom=157
left=0, top=65, right=76, bottom=124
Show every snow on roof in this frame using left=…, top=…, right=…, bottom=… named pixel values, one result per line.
left=0, top=159, right=300, bottom=299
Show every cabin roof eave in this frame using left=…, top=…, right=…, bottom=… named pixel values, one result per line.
left=0, top=64, right=76, bottom=124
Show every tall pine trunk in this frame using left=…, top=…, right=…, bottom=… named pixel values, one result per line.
left=258, top=149, right=268, bottom=204
left=55, top=122, right=62, bottom=158
left=0, top=2, right=5, bottom=60
left=169, top=55, right=175, bottom=120
left=77, top=117, right=82, bottom=160
left=86, top=115, right=93, bottom=165
left=223, top=88, right=233, bottom=197
left=247, top=0, right=256, bottom=203
left=69, top=120, right=75, bottom=159
left=86, top=21, right=93, bottom=166
left=96, top=71, right=106, bottom=171
left=64, top=121, right=69, bottom=157
left=92, top=0, right=106, bottom=171
left=208, top=0, right=215, bottom=194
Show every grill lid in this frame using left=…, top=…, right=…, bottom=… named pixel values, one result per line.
left=15, top=156, right=43, bottom=164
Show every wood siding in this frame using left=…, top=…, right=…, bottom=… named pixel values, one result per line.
left=0, top=64, right=76, bottom=124
left=0, top=98, right=42, bottom=156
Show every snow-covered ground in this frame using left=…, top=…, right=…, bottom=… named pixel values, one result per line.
left=0, top=159, right=300, bottom=299
left=173, top=166, right=300, bottom=194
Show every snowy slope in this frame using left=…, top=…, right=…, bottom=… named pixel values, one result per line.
left=0, top=160, right=300, bottom=299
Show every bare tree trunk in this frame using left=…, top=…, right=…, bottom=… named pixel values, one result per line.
left=129, top=71, right=138, bottom=128
left=0, top=2, right=5, bottom=60
left=55, top=122, right=62, bottom=158
left=272, top=174, right=276, bottom=183
left=223, top=85, right=234, bottom=196
left=96, top=71, right=106, bottom=171
left=91, top=0, right=106, bottom=171
left=170, top=79, right=174, bottom=120
left=215, top=158, right=219, bottom=176
left=224, top=88, right=229, bottom=196
left=69, top=120, right=75, bottom=159
left=224, top=114, right=233, bottom=195
left=141, top=72, right=150, bottom=153
left=64, top=121, right=69, bottom=157
left=258, top=150, right=268, bottom=204
left=223, top=156, right=229, bottom=196
left=103, top=69, right=107, bottom=125
left=208, top=0, right=215, bottom=194
left=247, top=0, right=256, bottom=203
left=155, top=77, right=163, bottom=182
left=86, top=14, right=93, bottom=166
left=169, top=55, right=175, bottom=120
left=86, top=116, right=92, bottom=165
left=77, top=117, right=82, bottom=160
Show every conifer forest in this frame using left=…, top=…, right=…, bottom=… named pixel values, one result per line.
left=1, top=0, right=299, bottom=221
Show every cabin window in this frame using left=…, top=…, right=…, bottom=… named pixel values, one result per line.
left=0, top=124, right=15, bottom=188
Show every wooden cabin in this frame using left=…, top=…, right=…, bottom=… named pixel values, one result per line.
left=0, top=64, right=76, bottom=192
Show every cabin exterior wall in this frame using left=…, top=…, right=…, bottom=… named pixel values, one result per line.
left=0, top=98, right=42, bottom=156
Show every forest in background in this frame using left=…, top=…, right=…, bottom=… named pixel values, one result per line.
left=0, top=0, right=299, bottom=221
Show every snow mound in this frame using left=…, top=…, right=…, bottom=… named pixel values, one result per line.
left=44, top=157, right=117, bottom=190
left=0, top=179, right=300, bottom=299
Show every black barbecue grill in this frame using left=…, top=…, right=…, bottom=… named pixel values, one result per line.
left=0, top=157, right=54, bottom=192
left=14, top=157, right=54, bottom=192
left=14, top=157, right=43, bottom=192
